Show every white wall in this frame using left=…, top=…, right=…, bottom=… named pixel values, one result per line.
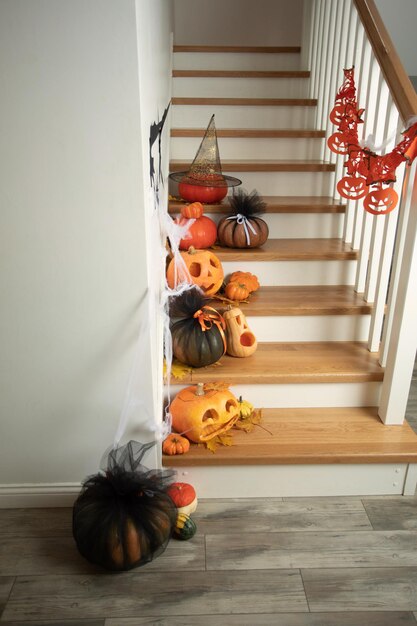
left=173, top=0, right=303, bottom=46
left=0, top=0, right=173, bottom=493
left=375, top=0, right=417, bottom=77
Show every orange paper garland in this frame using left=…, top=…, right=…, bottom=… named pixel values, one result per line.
left=329, top=67, right=417, bottom=215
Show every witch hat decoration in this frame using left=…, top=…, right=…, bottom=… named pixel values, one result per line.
left=169, top=114, right=242, bottom=203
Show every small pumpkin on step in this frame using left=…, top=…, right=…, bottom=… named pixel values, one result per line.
left=223, top=306, right=258, bottom=358
left=217, top=189, right=269, bottom=248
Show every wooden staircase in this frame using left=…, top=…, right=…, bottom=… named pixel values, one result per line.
left=165, top=45, right=417, bottom=497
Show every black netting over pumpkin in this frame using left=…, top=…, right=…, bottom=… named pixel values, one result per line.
left=73, top=441, right=177, bottom=572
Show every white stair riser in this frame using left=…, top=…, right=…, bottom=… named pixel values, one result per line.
left=173, top=52, right=301, bottom=71
left=172, top=105, right=316, bottom=129
left=173, top=77, right=309, bottom=99
left=225, top=171, right=334, bottom=196
left=222, top=260, right=357, bottom=286
left=170, top=382, right=381, bottom=409
left=172, top=464, right=408, bottom=498
left=181, top=212, right=344, bottom=239
left=247, top=315, right=371, bottom=342
left=170, top=136, right=324, bottom=160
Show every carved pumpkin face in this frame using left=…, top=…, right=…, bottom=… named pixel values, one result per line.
left=327, top=131, right=349, bottom=155
left=337, top=175, right=368, bottom=200
left=329, top=103, right=356, bottom=125
left=166, top=248, right=224, bottom=296
left=223, top=307, right=257, bottom=358
left=364, top=186, right=398, bottom=215
left=170, top=384, right=240, bottom=442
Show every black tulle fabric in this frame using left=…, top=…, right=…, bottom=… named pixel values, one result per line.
left=73, top=441, right=177, bottom=572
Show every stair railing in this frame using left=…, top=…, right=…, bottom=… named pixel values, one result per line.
left=302, top=0, right=417, bottom=424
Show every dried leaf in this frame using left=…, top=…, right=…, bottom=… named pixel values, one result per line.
left=234, top=420, right=255, bottom=433
left=163, top=359, right=193, bottom=381
left=212, top=293, right=250, bottom=305
left=203, top=381, right=231, bottom=392
left=203, top=432, right=234, bottom=453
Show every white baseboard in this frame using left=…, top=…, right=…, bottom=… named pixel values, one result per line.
left=0, top=483, right=81, bottom=508
left=2, top=463, right=415, bottom=507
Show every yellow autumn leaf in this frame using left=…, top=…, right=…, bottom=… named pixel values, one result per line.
left=204, top=432, right=234, bottom=453
left=163, top=359, right=193, bottom=381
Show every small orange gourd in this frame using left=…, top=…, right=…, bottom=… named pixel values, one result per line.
left=162, top=434, right=190, bottom=456
left=229, top=271, right=260, bottom=293
left=181, top=202, right=204, bottom=219
left=225, top=281, right=250, bottom=301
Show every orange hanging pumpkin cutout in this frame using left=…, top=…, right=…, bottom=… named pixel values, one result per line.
left=170, top=383, right=240, bottom=443
left=337, top=175, right=368, bottom=200
left=166, top=247, right=224, bottom=296
left=363, top=185, right=398, bottom=215
left=327, top=132, right=349, bottom=155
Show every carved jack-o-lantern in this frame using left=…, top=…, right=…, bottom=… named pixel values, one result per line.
left=364, top=185, right=398, bottom=215
left=170, top=383, right=240, bottom=443
left=223, top=307, right=258, bottom=358
left=166, top=247, right=224, bottom=296
left=337, top=175, right=368, bottom=200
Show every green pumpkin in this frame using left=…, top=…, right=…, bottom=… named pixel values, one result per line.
left=169, top=287, right=225, bottom=368
left=173, top=513, right=197, bottom=541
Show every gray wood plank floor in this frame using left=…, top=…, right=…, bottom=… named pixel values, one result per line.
left=2, top=496, right=417, bottom=624
left=1, top=358, right=416, bottom=625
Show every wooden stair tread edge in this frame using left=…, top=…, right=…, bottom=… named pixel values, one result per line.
left=172, top=70, right=310, bottom=78
left=168, top=196, right=346, bottom=214
left=172, top=97, right=317, bottom=106
left=212, top=239, right=358, bottom=261
left=173, top=45, right=302, bottom=53
left=171, top=128, right=326, bottom=138
left=170, top=342, right=384, bottom=385
left=210, top=286, right=373, bottom=316
left=170, top=160, right=335, bottom=172
left=163, top=409, right=417, bottom=467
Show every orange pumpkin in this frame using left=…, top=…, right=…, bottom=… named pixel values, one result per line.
left=166, top=247, right=224, bottom=296
left=327, top=131, right=349, bottom=155
left=170, top=383, right=240, bottom=443
left=162, top=434, right=190, bottom=455
left=229, top=271, right=260, bottom=293
left=225, top=281, right=250, bottom=301
left=166, top=482, right=198, bottom=516
left=176, top=203, right=217, bottom=250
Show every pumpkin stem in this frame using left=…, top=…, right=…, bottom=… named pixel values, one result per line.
left=188, top=246, right=197, bottom=255
left=195, top=382, right=205, bottom=396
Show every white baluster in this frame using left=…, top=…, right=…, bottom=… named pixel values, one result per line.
left=379, top=160, right=417, bottom=424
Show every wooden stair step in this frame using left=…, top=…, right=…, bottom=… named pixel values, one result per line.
left=169, top=195, right=345, bottom=214
left=171, top=128, right=325, bottom=138
left=170, top=160, right=334, bottom=173
left=172, top=70, right=310, bottom=78
left=162, top=407, right=417, bottom=467
left=172, top=342, right=384, bottom=385
left=173, top=45, right=302, bottom=54
left=211, top=286, right=373, bottom=316
left=213, top=239, right=358, bottom=261
left=172, top=97, right=317, bottom=107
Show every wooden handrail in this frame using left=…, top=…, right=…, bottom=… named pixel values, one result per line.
left=354, top=0, right=417, bottom=122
